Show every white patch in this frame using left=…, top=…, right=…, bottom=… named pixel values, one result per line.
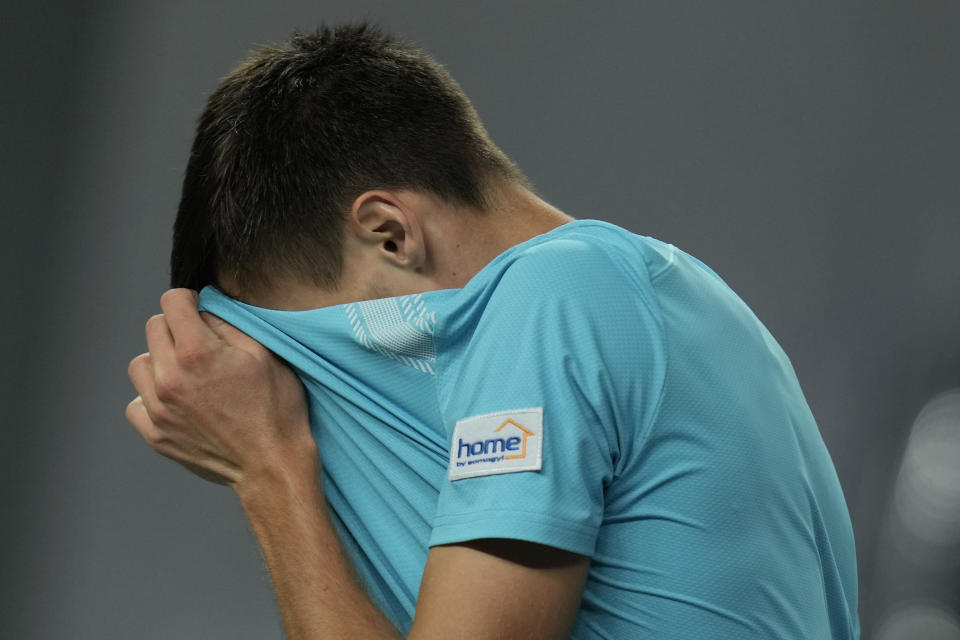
left=344, top=294, right=436, bottom=375
left=448, top=408, right=543, bottom=481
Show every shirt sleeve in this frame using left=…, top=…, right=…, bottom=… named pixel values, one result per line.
left=429, top=236, right=666, bottom=556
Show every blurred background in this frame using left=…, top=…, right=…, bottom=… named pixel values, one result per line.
left=2, top=1, right=958, bottom=637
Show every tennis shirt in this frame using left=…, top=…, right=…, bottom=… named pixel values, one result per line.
left=198, top=219, right=860, bottom=638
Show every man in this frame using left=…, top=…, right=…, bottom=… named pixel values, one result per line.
left=127, top=23, right=860, bottom=639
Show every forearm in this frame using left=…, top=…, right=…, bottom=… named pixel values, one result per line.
left=235, top=458, right=402, bottom=640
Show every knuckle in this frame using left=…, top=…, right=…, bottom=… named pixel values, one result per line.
left=127, top=354, right=146, bottom=380
left=153, top=372, right=182, bottom=402
left=126, top=399, right=171, bottom=453
left=138, top=392, right=170, bottom=423
left=160, top=287, right=195, bottom=310
left=148, top=401, right=172, bottom=426
left=159, top=289, right=179, bottom=307
left=145, top=313, right=166, bottom=332
left=146, top=428, right=170, bottom=451
left=144, top=313, right=167, bottom=340
left=177, top=344, right=208, bottom=369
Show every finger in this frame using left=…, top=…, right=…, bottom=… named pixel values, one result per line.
left=200, top=311, right=269, bottom=356
left=144, top=313, right=176, bottom=372
left=127, top=352, right=152, bottom=395
left=127, top=352, right=167, bottom=419
left=125, top=395, right=162, bottom=445
left=159, top=288, right=217, bottom=352
left=127, top=395, right=237, bottom=485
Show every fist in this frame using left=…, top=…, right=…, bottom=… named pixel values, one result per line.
left=126, top=289, right=315, bottom=487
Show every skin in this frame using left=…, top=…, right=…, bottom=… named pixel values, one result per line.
left=127, top=182, right=590, bottom=639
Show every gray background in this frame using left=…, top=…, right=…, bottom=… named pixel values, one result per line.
left=3, top=1, right=958, bottom=638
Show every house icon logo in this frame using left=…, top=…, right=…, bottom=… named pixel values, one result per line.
left=448, top=408, right=544, bottom=481
left=494, top=418, right=535, bottom=460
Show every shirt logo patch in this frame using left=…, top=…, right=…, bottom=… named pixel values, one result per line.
left=448, top=408, right=543, bottom=481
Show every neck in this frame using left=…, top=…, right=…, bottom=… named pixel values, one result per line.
left=490, top=182, right=574, bottom=247
left=428, top=183, right=574, bottom=288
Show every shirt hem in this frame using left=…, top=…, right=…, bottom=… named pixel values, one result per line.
left=428, top=510, right=598, bottom=557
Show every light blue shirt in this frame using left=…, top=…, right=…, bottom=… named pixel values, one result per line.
left=198, top=220, right=859, bottom=638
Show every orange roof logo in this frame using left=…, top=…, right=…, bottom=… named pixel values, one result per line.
left=494, top=418, right=535, bottom=460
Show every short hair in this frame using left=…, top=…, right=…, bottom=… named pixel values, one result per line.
left=170, top=22, right=529, bottom=295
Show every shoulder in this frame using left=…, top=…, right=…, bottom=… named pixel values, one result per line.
left=488, top=221, right=658, bottom=299
left=460, top=222, right=668, bottom=348
left=445, top=221, right=668, bottom=349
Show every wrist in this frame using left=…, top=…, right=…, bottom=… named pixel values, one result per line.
left=234, top=436, right=321, bottom=513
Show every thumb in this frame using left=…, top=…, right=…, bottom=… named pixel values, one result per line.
left=200, top=312, right=269, bottom=356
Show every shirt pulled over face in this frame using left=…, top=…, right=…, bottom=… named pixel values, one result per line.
left=198, top=284, right=454, bottom=631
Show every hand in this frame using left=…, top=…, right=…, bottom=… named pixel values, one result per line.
left=126, top=289, right=316, bottom=489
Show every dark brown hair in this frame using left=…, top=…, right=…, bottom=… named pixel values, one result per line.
left=171, top=22, right=527, bottom=293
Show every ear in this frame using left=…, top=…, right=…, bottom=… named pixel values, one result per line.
left=348, top=190, right=427, bottom=270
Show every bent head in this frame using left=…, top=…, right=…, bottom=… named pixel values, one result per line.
left=171, top=23, right=538, bottom=310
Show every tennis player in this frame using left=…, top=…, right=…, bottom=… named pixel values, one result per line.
left=127, top=23, right=860, bottom=639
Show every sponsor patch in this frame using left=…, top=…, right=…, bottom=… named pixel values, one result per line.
left=448, top=408, right=543, bottom=481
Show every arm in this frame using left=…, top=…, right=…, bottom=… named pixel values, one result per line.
left=127, top=289, right=588, bottom=640
left=239, top=458, right=588, bottom=640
